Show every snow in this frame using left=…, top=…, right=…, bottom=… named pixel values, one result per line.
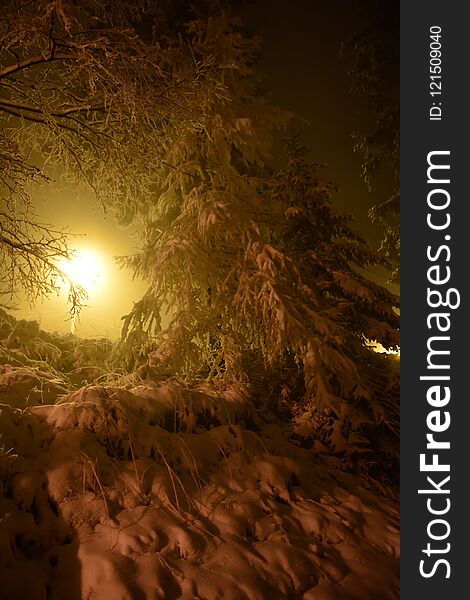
left=0, top=368, right=399, bottom=599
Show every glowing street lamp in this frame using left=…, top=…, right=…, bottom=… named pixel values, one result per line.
left=58, top=249, right=104, bottom=334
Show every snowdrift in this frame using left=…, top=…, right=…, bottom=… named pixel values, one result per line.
left=0, top=371, right=399, bottom=599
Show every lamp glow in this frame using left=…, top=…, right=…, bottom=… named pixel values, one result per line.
left=58, top=249, right=105, bottom=333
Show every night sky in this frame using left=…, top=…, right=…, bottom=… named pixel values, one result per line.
left=16, top=0, right=398, bottom=335
left=243, top=0, right=396, bottom=245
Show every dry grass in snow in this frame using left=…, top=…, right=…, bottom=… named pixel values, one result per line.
left=0, top=374, right=398, bottom=599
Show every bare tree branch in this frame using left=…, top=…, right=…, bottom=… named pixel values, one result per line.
left=0, top=0, right=211, bottom=314
left=0, top=52, right=76, bottom=80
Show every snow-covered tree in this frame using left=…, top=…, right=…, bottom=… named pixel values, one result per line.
left=117, top=9, right=289, bottom=371
left=0, top=125, right=87, bottom=310
left=0, top=0, right=209, bottom=308
left=116, top=9, right=399, bottom=456
left=1, top=0, right=399, bottom=458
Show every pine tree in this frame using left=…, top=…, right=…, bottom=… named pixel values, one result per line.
left=117, top=9, right=289, bottom=374
left=263, top=139, right=399, bottom=460
left=117, top=8, right=400, bottom=460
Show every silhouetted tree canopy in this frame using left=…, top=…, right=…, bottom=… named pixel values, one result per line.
left=342, top=0, right=400, bottom=281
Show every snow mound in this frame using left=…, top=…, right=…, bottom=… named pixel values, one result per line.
left=0, top=364, right=70, bottom=409
left=0, top=380, right=399, bottom=599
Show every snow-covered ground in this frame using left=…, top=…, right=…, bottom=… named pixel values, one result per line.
left=0, top=368, right=399, bottom=599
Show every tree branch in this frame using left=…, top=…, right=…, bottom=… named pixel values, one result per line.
left=0, top=97, right=105, bottom=117
left=0, top=52, right=77, bottom=80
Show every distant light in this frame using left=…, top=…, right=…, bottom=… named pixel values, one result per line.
left=368, top=341, right=400, bottom=356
